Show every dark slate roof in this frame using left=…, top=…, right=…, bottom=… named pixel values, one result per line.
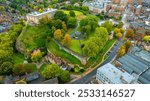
left=140, top=69, right=150, bottom=81
left=118, top=54, right=148, bottom=74
left=118, top=52, right=150, bottom=84
left=41, top=78, right=58, bottom=84
left=138, top=76, right=150, bottom=84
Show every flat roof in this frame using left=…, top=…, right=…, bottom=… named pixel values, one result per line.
left=27, top=8, right=57, bottom=17
left=97, top=63, right=136, bottom=84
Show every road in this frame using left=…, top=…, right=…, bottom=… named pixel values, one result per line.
left=71, top=12, right=128, bottom=84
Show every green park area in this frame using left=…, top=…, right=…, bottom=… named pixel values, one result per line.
left=47, top=40, right=82, bottom=66
left=17, top=10, right=115, bottom=68
left=68, top=39, right=82, bottom=54
left=0, top=9, right=118, bottom=80
left=18, top=25, right=50, bottom=53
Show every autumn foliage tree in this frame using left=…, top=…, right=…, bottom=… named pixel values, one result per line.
left=117, top=45, right=126, bottom=58
left=115, top=32, right=122, bottom=39
left=62, top=21, right=67, bottom=31
left=117, top=40, right=132, bottom=58
left=125, top=40, right=132, bottom=52
left=63, top=34, right=71, bottom=46
left=114, top=28, right=120, bottom=34
left=31, top=50, right=42, bottom=62
left=125, top=29, right=134, bottom=39
left=114, top=28, right=123, bottom=39
left=54, top=29, right=63, bottom=41
left=143, top=35, right=150, bottom=42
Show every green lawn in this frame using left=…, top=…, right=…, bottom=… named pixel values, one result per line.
left=68, top=40, right=82, bottom=54
left=47, top=40, right=82, bottom=66
left=63, top=10, right=83, bottom=16
left=12, top=53, right=25, bottom=67
left=102, top=38, right=116, bottom=53
left=63, top=10, right=86, bottom=20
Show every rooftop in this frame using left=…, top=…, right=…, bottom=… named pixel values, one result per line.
left=97, top=63, right=136, bottom=84
left=0, top=25, right=5, bottom=31
left=117, top=47, right=150, bottom=84
left=27, top=8, right=57, bottom=17
left=135, top=51, right=150, bottom=62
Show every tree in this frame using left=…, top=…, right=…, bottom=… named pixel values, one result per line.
left=125, top=40, right=132, bottom=51
left=54, top=11, right=68, bottom=23
left=48, top=5, right=53, bottom=8
left=31, top=50, right=42, bottom=62
left=69, top=10, right=75, bottom=17
left=62, top=21, right=67, bottom=31
left=0, top=6, right=5, bottom=12
left=33, top=6, right=38, bottom=10
left=39, top=8, right=43, bottom=13
left=81, top=25, right=91, bottom=38
left=63, top=34, right=71, bottom=46
left=67, top=17, right=77, bottom=28
left=83, top=27, right=109, bottom=58
left=79, top=15, right=98, bottom=37
left=101, top=20, right=113, bottom=33
left=117, top=21, right=124, bottom=28
left=114, top=33, right=122, bottom=39
left=125, top=29, right=134, bottom=39
left=52, top=0, right=58, bottom=4
left=82, top=6, right=89, bottom=11
left=120, top=28, right=125, bottom=33
left=53, top=19, right=63, bottom=29
left=13, top=63, right=37, bottom=76
left=41, top=64, right=61, bottom=80
left=95, top=27, right=108, bottom=43
left=39, top=14, right=51, bottom=25
left=143, top=35, right=150, bottom=42
left=83, top=40, right=99, bottom=58
left=117, top=45, right=126, bottom=58
left=0, top=62, right=13, bottom=75
left=54, top=29, right=63, bottom=41
left=58, top=70, right=70, bottom=83
left=114, top=28, right=120, bottom=34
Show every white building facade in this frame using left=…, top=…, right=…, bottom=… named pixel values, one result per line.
left=26, top=8, right=57, bottom=24
left=96, top=63, right=137, bottom=84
